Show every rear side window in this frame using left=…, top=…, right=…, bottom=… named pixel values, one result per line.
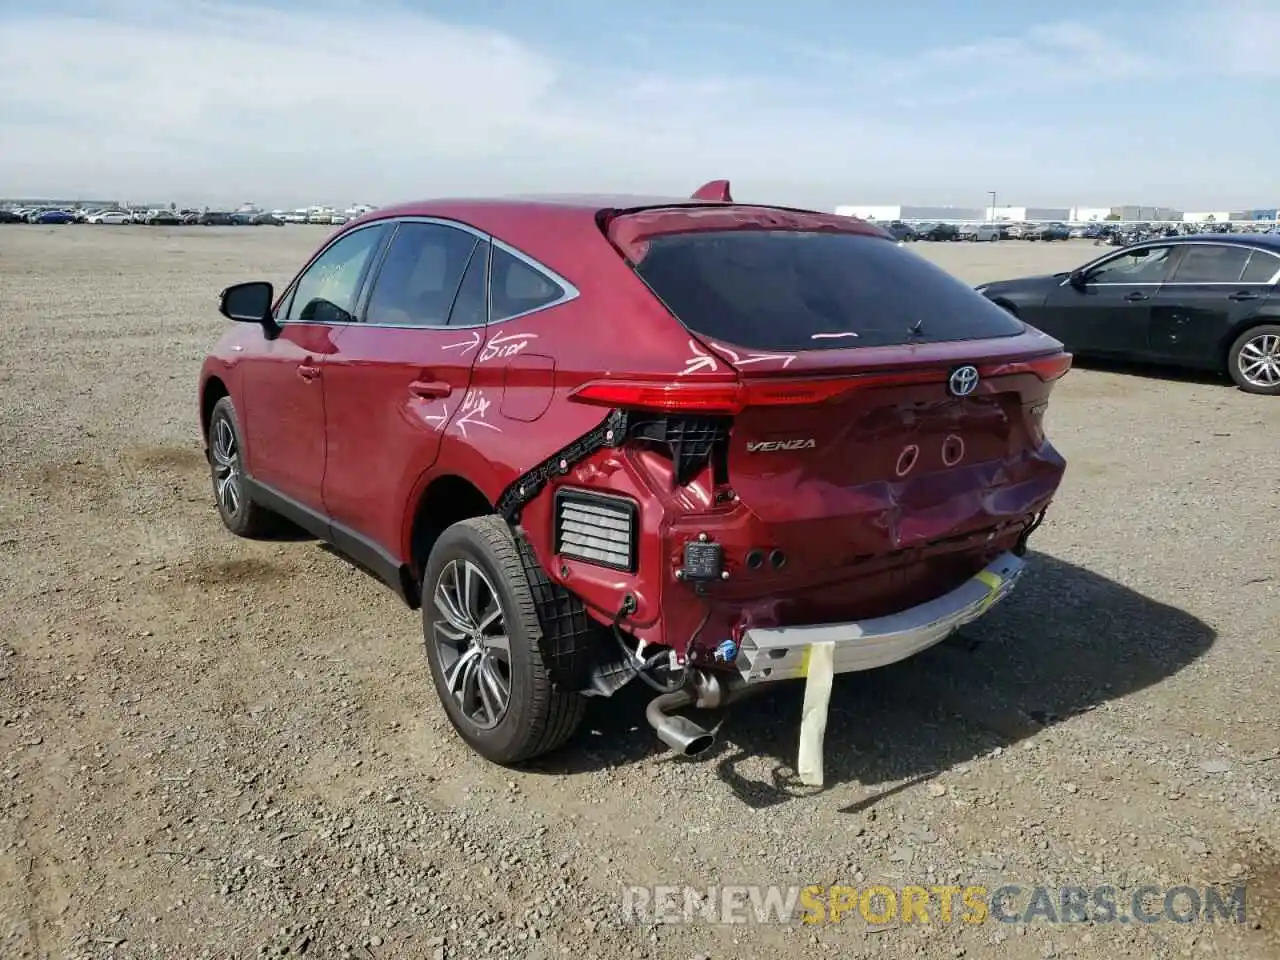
left=630, top=230, right=1023, bottom=350
left=1241, top=249, right=1280, bottom=284
left=1168, top=245, right=1252, bottom=283
left=490, top=246, right=565, bottom=321
left=364, top=222, right=478, bottom=327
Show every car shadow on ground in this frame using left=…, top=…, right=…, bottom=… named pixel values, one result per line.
left=524, top=550, right=1216, bottom=810
left=1070, top=355, right=1230, bottom=389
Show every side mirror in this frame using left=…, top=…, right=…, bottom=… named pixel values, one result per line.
left=219, top=281, right=277, bottom=328
left=1067, top=269, right=1088, bottom=289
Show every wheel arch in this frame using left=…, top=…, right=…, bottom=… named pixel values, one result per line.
left=405, top=474, right=496, bottom=607
left=1220, top=315, right=1280, bottom=373
left=200, top=376, right=230, bottom=443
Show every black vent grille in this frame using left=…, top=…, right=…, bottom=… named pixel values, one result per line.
left=629, top=414, right=731, bottom=486
left=554, top=489, right=638, bottom=572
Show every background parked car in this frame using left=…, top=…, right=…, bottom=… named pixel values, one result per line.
left=87, top=210, right=134, bottom=224
left=879, top=220, right=917, bottom=241
left=917, top=221, right=959, bottom=241
left=250, top=212, right=285, bottom=226
left=1026, top=222, right=1071, bottom=241
left=32, top=209, right=76, bottom=224
left=976, top=234, right=1280, bottom=395
left=0, top=209, right=23, bottom=223
left=198, top=211, right=235, bottom=225
left=145, top=210, right=183, bottom=225
left=958, top=223, right=1001, bottom=242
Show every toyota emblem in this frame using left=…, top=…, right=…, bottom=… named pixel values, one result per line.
left=948, top=365, right=979, bottom=397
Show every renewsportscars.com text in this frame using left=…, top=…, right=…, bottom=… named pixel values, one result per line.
left=621, top=883, right=1248, bottom=926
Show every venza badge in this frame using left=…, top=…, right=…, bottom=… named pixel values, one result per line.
left=948, top=365, right=980, bottom=397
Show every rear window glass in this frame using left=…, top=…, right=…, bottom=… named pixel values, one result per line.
left=631, top=230, right=1023, bottom=350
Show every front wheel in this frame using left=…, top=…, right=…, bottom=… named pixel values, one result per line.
left=207, top=396, right=282, bottom=537
left=422, top=516, right=585, bottom=764
left=1228, top=324, right=1280, bottom=395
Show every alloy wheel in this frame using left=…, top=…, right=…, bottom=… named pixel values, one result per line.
left=431, top=559, right=512, bottom=730
left=210, top=417, right=242, bottom=516
left=1238, top=333, right=1280, bottom=389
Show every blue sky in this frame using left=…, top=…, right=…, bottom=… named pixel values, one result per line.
left=0, top=0, right=1275, bottom=209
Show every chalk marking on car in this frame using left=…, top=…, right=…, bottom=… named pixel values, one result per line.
left=679, top=339, right=719, bottom=375
left=810, top=331, right=859, bottom=339
left=453, top=390, right=501, bottom=438
left=710, top=342, right=797, bottom=368
left=422, top=403, right=450, bottom=429
left=442, top=330, right=482, bottom=357
left=895, top=444, right=919, bottom=477
left=478, top=332, right=537, bottom=364
left=941, top=434, right=965, bottom=467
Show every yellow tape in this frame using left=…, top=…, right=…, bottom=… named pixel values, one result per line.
left=799, top=644, right=813, bottom=678
left=972, top=570, right=1004, bottom=613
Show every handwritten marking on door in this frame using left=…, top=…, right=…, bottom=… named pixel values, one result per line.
left=453, top=390, right=501, bottom=438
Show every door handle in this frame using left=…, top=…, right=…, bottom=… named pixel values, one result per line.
left=1124, top=291, right=1149, bottom=302
left=297, top=363, right=321, bottom=381
left=1228, top=290, right=1259, bottom=301
left=408, top=379, right=452, bottom=399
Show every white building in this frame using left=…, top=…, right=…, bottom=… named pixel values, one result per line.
left=834, top=205, right=902, bottom=221
left=985, top=205, right=1073, bottom=222
left=1070, top=206, right=1113, bottom=222
left=1182, top=211, right=1246, bottom=223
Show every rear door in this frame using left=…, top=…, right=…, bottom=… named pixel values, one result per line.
left=1150, top=243, right=1279, bottom=366
left=320, top=219, right=488, bottom=555
left=1035, top=244, right=1178, bottom=357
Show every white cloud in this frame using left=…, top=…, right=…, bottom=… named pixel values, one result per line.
left=0, top=1, right=1276, bottom=209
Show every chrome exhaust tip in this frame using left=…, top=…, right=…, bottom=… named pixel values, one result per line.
left=645, top=670, right=736, bottom=757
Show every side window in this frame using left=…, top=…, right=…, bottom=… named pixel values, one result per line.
left=447, top=240, right=490, bottom=326
left=1087, top=246, right=1175, bottom=285
left=1241, top=249, right=1280, bottom=284
left=283, top=225, right=388, bottom=323
left=1168, top=245, right=1252, bottom=283
left=364, top=222, right=479, bottom=327
left=490, top=246, right=565, bottom=321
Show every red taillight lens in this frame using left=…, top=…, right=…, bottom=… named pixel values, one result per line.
left=569, top=372, right=947, bottom=414
left=981, top=352, right=1073, bottom=382
left=569, top=380, right=745, bottom=414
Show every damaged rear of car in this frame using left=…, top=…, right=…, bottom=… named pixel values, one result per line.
left=503, top=198, right=1071, bottom=768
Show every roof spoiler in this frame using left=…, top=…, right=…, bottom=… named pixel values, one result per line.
left=691, top=179, right=733, bottom=202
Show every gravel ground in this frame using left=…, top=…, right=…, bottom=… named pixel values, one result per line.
left=0, top=226, right=1276, bottom=960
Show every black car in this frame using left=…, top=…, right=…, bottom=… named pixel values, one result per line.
left=976, top=234, right=1280, bottom=395
left=198, top=211, right=235, bottom=225
left=917, top=222, right=959, bottom=241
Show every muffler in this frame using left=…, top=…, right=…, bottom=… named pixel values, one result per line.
left=645, top=670, right=742, bottom=757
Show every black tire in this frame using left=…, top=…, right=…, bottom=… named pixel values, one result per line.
left=422, top=516, right=586, bottom=764
left=207, top=396, right=281, bottom=537
left=1227, top=324, right=1280, bottom=396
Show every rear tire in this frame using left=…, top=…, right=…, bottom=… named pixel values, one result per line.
left=422, top=516, right=586, bottom=765
left=1227, top=324, right=1280, bottom=395
left=207, top=396, right=282, bottom=537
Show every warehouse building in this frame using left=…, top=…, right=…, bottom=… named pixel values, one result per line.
left=834, top=204, right=986, bottom=222
left=1182, top=210, right=1250, bottom=223
left=987, top=205, right=1072, bottom=222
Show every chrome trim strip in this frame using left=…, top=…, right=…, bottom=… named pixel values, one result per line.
left=271, top=215, right=580, bottom=330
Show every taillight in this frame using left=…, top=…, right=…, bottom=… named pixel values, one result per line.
left=570, top=371, right=945, bottom=414
left=981, top=352, right=1073, bottom=382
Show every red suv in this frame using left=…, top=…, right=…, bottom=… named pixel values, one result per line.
left=199, top=182, right=1071, bottom=765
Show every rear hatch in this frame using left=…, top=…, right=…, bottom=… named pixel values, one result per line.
left=606, top=207, right=1070, bottom=581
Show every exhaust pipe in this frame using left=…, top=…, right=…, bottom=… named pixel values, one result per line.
left=646, top=670, right=743, bottom=757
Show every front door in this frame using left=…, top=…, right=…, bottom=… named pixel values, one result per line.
left=1150, top=243, right=1280, bottom=366
left=321, top=219, right=490, bottom=558
left=1037, top=244, right=1177, bottom=357
left=242, top=222, right=391, bottom=510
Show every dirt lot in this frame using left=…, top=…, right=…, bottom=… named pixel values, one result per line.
left=1, top=225, right=1277, bottom=960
